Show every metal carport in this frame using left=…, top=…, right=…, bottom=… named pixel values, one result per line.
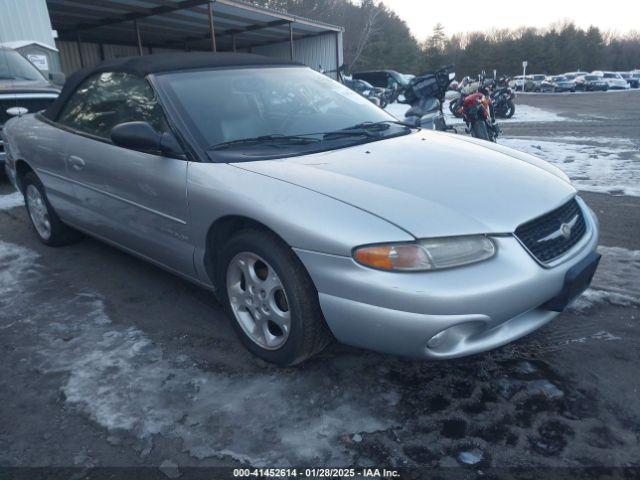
left=47, top=0, right=344, bottom=77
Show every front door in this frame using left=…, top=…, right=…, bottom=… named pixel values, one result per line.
left=55, top=71, right=194, bottom=276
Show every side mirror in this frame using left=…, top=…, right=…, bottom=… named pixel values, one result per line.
left=49, top=72, right=66, bottom=86
left=111, top=121, right=185, bottom=158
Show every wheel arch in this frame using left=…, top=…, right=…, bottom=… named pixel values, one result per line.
left=14, top=159, right=37, bottom=193
left=203, top=214, right=295, bottom=291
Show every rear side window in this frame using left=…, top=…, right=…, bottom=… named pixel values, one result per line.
left=57, top=72, right=165, bottom=139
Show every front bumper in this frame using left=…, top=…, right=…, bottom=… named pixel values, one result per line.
left=295, top=198, right=599, bottom=359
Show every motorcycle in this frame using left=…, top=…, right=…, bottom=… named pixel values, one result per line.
left=403, top=65, right=457, bottom=132
left=490, top=77, right=516, bottom=119
left=380, top=83, right=402, bottom=108
left=460, top=82, right=501, bottom=142
left=448, top=76, right=482, bottom=118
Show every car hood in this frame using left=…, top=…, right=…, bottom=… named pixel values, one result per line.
left=233, top=131, right=576, bottom=238
left=0, top=78, right=59, bottom=95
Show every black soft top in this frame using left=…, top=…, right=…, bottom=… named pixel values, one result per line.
left=43, top=52, right=300, bottom=120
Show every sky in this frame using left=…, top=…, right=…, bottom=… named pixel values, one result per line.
left=380, top=0, right=640, bottom=41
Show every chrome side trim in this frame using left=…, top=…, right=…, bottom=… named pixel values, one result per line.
left=36, top=167, right=187, bottom=225
left=0, top=93, right=59, bottom=100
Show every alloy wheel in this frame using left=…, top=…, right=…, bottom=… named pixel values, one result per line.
left=26, top=185, right=51, bottom=240
left=226, top=251, right=291, bottom=350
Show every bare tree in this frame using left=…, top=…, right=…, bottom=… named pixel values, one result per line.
left=349, top=1, right=382, bottom=68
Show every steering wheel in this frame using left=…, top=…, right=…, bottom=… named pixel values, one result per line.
left=279, top=101, right=321, bottom=130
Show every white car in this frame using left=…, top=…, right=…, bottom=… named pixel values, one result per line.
left=510, top=75, right=526, bottom=91
left=592, top=71, right=629, bottom=90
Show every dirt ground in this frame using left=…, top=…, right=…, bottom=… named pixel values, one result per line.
left=1, top=90, right=639, bottom=478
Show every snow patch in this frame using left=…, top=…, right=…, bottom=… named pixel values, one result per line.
left=0, top=240, right=38, bottom=298
left=556, top=330, right=622, bottom=344
left=0, top=191, right=24, bottom=210
left=50, top=309, right=397, bottom=465
left=385, top=102, right=568, bottom=125
left=0, top=240, right=398, bottom=466
left=569, top=246, right=640, bottom=311
left=498, top=137, right=640, bottom=197
left=457, top=448, right=484, bottom=465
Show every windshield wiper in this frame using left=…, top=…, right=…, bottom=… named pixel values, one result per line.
left=322, top=120, right=411, bottom=140
left=208, top=121, right=411, bottom=151
left=208, top=134, right=321, bottom=151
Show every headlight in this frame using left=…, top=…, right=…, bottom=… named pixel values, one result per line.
left=353, top=235, right=496, bottom=271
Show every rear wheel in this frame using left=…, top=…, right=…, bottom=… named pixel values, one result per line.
left=504, top=100, right=515, bottom=118
left=451, top=99, right=464, bottom=118
left=22, top=172, right=81, bottom=246
left=471, top=121, right=490, bottom=141
left=218, top=229, right=332, bottom=366
left=449, top=98, right=458, bottom=114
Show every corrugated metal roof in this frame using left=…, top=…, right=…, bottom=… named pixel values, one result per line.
left=46, top=0, right=343, bottom=51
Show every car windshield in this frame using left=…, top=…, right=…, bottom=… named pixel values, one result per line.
left=158, top=66, right=408, bottom=161
left=0, top=49, right=45, bottom=81
left=552, top=76, right=566, bottom=81
left=585, top=75, right=600, bottom=81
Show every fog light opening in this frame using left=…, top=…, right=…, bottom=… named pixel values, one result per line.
left=427, top=330, right=448, bottom=349
left=425, top=321, right=487, bottom=353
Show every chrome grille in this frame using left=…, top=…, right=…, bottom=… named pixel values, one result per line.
left=515, top=198, right=587, bottom=264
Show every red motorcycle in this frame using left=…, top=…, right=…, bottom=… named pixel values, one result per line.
left=458, top=86, right=501, bottom=142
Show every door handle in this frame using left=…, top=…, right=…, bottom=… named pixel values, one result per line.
left=68, top=155, right=86, bottom=171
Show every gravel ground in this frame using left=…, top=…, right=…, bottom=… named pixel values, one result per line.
left=1, top=91, right=639, bottom=477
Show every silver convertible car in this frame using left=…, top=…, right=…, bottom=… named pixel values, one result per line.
left=3, top=53, right=600, bottom=366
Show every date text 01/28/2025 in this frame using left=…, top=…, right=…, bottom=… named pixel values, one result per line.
left=233, top=468, right=401, bottom=478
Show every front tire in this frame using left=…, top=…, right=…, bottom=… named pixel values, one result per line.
left=504, top=100, right=515, bottom=118
left=217, top=229, right=332, bottom=366
left=449, top=98, right=458, bottom=114
left=22, top=172, right=81, bottom=246
left=471, top=121, right=490, bottom=141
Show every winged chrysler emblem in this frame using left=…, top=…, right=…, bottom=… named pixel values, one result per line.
left=537, top=215, right=579, bottom=243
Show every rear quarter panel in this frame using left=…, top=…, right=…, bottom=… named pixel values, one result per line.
left=4, top=115, right=73, bottom=216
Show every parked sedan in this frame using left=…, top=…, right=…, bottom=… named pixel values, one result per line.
left=526, top=74, right=547, bottom=92
left=619, top=72, right=639, bottom=89
left=593, top=71, right=629, bottom=90
left=0, top=47, right=62, bottom=168
left=509, top=75, right=527, bottom=91
left=540, top=75, right=576, bottom=93
left=580, top=75, right=609, bottom=91
left=3, top=53, right=600, bottom=365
